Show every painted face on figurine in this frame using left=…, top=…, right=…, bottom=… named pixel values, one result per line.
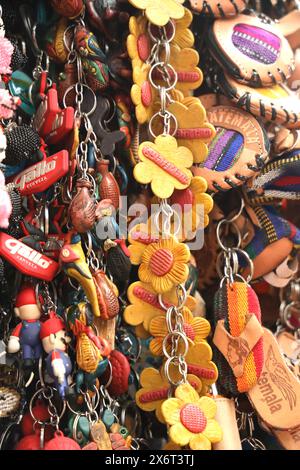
left=14, top=304, right=41, bottom=321
left=42, top=329, right=71, bottom=354
left=14, top=285, right=42, bottom=321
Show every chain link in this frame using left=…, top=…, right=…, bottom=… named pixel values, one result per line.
left=163, top=285, right=189, bottom=386
left=147, top=21, right=178, bottom=138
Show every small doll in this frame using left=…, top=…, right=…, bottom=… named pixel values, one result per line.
left=40, top=313, right=72, bottom=398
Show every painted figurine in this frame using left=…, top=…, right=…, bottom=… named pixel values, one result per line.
left=7, top=284, right=42, bottom=368
left=40, top=313, right=72, bottom=398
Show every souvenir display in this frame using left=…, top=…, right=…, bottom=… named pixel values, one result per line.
left=1, top=0, right=300, bottom=454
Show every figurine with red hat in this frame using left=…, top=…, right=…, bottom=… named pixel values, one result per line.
left=7, top=284, right=42, bottom=368
left=40, top=312, right=72, bottom=398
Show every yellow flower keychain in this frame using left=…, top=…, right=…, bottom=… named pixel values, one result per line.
left=168, top=101, right=215, bottom=164
left=156, top=44, right=203, bottom=95
left=131, top=63, right=158, bottom=124
left=161, top=383, right=222, bottom=450
left=136, top=367, right=202, bottom=423
left=149, top=307, right=211, bottom=356
left=128, top=0, right=185, bottom=27
left=127, top=9, right=194, bottom=69
left=124, top=280, right=196, bottom=331
left=185, top=342, right=219, bottom=394
left=129, top=234, right=190, bottom=294
left=127, top=15, right=151, bottom=69
left=134, top=134, right=193, bottom=199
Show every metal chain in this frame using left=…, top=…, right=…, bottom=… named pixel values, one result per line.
left=163, top=285, right=189, bottom=386
left=39, top=281, right=57, bottom=313
left=235, top=398, right=266, bottom=451
left=147, top=22, right=178, bottom=138
left=216, top=199, right=254, bottom=286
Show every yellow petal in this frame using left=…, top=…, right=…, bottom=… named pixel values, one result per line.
left=138, top=263, right=153, bottom=284
left=135, top=323, right=150, bottom=338
left=134, top=161, right=152, bottom=185
left=168, top=262, right=189, bottom=287
left=139, top=367, right=166, bottom=388
left=136, top=389, right=160, bottom=412
left=161, top=398, right=182, bottom=425
left=128, top=243, right=144, bottom=265
left=149, top=315, right=168, bottom=337
left=187, top=374, right=202, bottom=393
left=129, top=0, right=148, bottom=8
left=156, top=403, right=166, bottom=424
left=175, top=382, right=199, bottom=404
left=131, top=83, right=141, bottom=105
left=192, top=317, right=211, bottom=340
left=189, top=433, right=212, bottom=450
left=202, top=419, right=223, bottom=443
left=135, top=103, right=150, bottom=124
left=169, top=422, right=193, bottom=446
left=197, top=396, right=217, bottom=419
left=149, top=337, right=164, bottom=356
left=123, top=304, right=143, bottom=326
left=182, top=307, right=194, bottom=324
left=190, top=176, right=207, bottom=193
left=146, top=7, right=171, bottom=27
left=186, top=342, right=212, bottom=363
left=151, top=177, right=177, bottom=199
left=151, top=274, right=174, bottom=294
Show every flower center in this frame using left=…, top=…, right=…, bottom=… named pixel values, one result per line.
left=141, top=81, right=152, bottom=107
left=149, top=249, right=174, bottom=276
left=183, top=323, right=195, bottom=341
left=180, top=404, right=207, bottom=434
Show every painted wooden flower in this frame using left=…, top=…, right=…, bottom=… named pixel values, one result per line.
left=128, top=0, right=185, bottom=27
left=136, top=367, right=202, bottom=423
left=127, top=15, right=151, bottom=69
left=185, top=343, right=218, bottom=395
left=148, top=8, right=194, bottom=49
left=167, top=101, right=215, bottom=164
left=134, top=135, right=193, bottom=199
left=190, top=177, right=214, bottom=230
left=129, top=234, right=190, bottom=294
left=149, top=307, right=211, bottom=356
left=124, top=280, right=196, bottom=331
left=128, top=223, right=159, bottom=265
left=161, top=383, right=222, bottom=449
left=158, top=44, right=202, bottom=94
left=134, top=323, right=150, bottom=339
left=170, top=176, right=214, bottom=241
left=131, top=63, right=157, bottom=124
left=173, top=8, right=194, bottom=49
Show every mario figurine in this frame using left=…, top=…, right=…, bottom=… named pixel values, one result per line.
left=40, top=312, right=72, bottom=398
left=7, top=284, right=42, bottom=368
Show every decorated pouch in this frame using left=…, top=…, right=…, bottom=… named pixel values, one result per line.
left=207, top=14, right=294, bottom=87
left=218, top=72, right=300, bottom=129
left=212, top=280, right=264, bottom=396
left=193, top=105, right=270, bottom=192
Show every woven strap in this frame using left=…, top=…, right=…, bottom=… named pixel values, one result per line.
left=247, top=151, right=300, bottom=205
left=213, top=281, right=264, bottom=395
